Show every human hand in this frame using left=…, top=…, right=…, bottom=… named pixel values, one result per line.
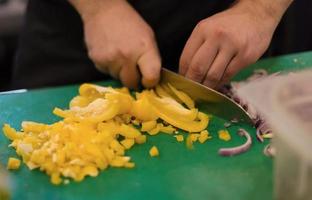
left=74, top=0, right=161, bottom=88
left=179, top=0, right=290, bottom=88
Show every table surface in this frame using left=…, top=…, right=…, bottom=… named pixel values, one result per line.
left=0, top=51, right=311, bottom=200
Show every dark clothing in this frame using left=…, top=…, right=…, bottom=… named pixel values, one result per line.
left=11, top=0, right=312, bottom=89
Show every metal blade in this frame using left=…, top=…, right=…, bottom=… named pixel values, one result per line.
left=160, top=68, right=252, bottom=123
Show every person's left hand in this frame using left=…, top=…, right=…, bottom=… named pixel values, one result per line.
left=179, top=1, right=283, bottom=88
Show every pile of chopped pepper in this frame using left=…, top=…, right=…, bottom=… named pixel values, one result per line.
left=3, top=83, right=214, bottom=185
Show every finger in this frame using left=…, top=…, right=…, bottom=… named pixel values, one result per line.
left=185, top=41, right=219, bottom=83
left=119, top=62, right=140, bottom=89
left=137, top=48, right=161, bottom=88
left=217, top=55, right=245, bottom=88
left=179, top=27, right=205, bottom=75
left=203, top=47, right=236, bottom=88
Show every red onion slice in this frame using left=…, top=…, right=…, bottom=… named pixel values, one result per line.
left=218, top=128, right=252, bottom=156
left=263, top=144, right=275, bottom=157
left=256, top=128, right=264, bottom=143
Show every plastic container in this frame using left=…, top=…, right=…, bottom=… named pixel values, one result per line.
left=0, top=164, right=10, bottom=200
left=236, top=70, right=312, bottom=200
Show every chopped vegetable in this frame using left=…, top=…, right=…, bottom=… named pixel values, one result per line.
left=167, top=83, right=195, bottom=109
left=159, top=125, right=176, bottom=134
left=218, top=128, right=252, bottom=156
left=135, top=135, right=147, bottom=144
left=218, top=130, right=231, bottom=141
left=190, top=134, right=200, bottom=142
left=149, top=146, right=159, bottom=157
left=7, top=157, right=21, bottom=170
left=147, top=124, right=161, bottom=136
left=2, top=83, right=211, bottom=184
left=186, top=135, right=194, bottom=149
left=121, top=139, right=135, bottom=150
left=198, top=130, right=212, bottom=143
left=141, top=120, right=157, bottom=132
left=174, top=135, right=184, bottom=142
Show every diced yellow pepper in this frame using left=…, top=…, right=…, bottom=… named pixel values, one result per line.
left=124, top=162, right=135, bottom=168
left=119, top=124, right=141, bottom=139
left=174, top=135, right=184, bottom=142
left=149, top=146, right=159, bottom=157
left=190, top=133, right=200, bottom=142
left=141, top=120, right=157, bottom=132
left=218, top=130, right=231, bottom=141
left=120, top=139, right=135, bottom=149
left=51, top=172, right=62, bottom=185
left=2, top=83, right=212, bottom=185
left=186, top=135, right=194, bottom=149
left=82, top=166, right=98, bottom=177
left=21, top=121, right=47, bottom=133
left=198, top=130, right=212, bottom=143
left=160, top=125, right=176, bottom=134
left=7, top=157, right=21, bottom=170
left=147, top=124, right=161, bottom=136
left=135, top=135, right=147, bottom=144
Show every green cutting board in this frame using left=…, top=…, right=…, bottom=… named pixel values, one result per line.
left=1, top=51, right=311, bottom=200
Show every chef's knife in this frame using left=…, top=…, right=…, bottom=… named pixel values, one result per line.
left=160, top=68, right=252, bottom=124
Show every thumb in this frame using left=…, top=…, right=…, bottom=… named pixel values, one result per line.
left=137, top=48, right=161, bottom=88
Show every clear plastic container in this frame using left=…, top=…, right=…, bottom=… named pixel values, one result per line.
left=0, top=165, right=10, bottom=200
left=236, top=70, right=312, bottom=200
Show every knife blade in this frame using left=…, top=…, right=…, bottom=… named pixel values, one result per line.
left=160, top=68, right=252, bottom=124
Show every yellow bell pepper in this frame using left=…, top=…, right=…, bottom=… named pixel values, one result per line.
left=149, top=146, right=159, bottom=157
left=218, top=130, right=231, bottom=141
left=7, top=157, right=21, bottom=170
left=198, top=130, right=212, bottom=143
left=145, top=91, right=198, bottom=121
left=167, top=83, right=195, bottom=109
left=130, top=93, right=158, bottom=121
left=174, top=135, right=184, bottom=142
left=141, top=120, right=157, bottom=132
left=155, top=85, right=172, bottom=98
left=2, top=124, right=22, bottom=140
left=2, top=82, right=213, bottom=185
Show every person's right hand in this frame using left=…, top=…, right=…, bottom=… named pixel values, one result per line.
left=71, top=0, right=161, bottom=88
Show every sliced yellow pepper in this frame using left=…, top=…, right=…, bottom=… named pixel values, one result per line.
left=2, top=83, right=213, bottom=185
left=2, top=124, right=22, bottom=140
left=167, top=83, right=195, bottom=109
left=130, top=93, right=158, bottom=121
left=145, top=91, right=198, bottom=121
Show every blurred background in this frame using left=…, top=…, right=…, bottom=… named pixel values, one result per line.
left=0, top=0, right=27, bottom=91
left=0, top=0, right=311, bottom=92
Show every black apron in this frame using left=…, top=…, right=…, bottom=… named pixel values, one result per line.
left=11, top=0, right=312, bottom=89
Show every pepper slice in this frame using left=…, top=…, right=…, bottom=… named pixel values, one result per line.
left=54, top=98, right=119, bottom=123
left=145, top=91, right=198, bottom=121
left=167, top=83, right=195, bottom=109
